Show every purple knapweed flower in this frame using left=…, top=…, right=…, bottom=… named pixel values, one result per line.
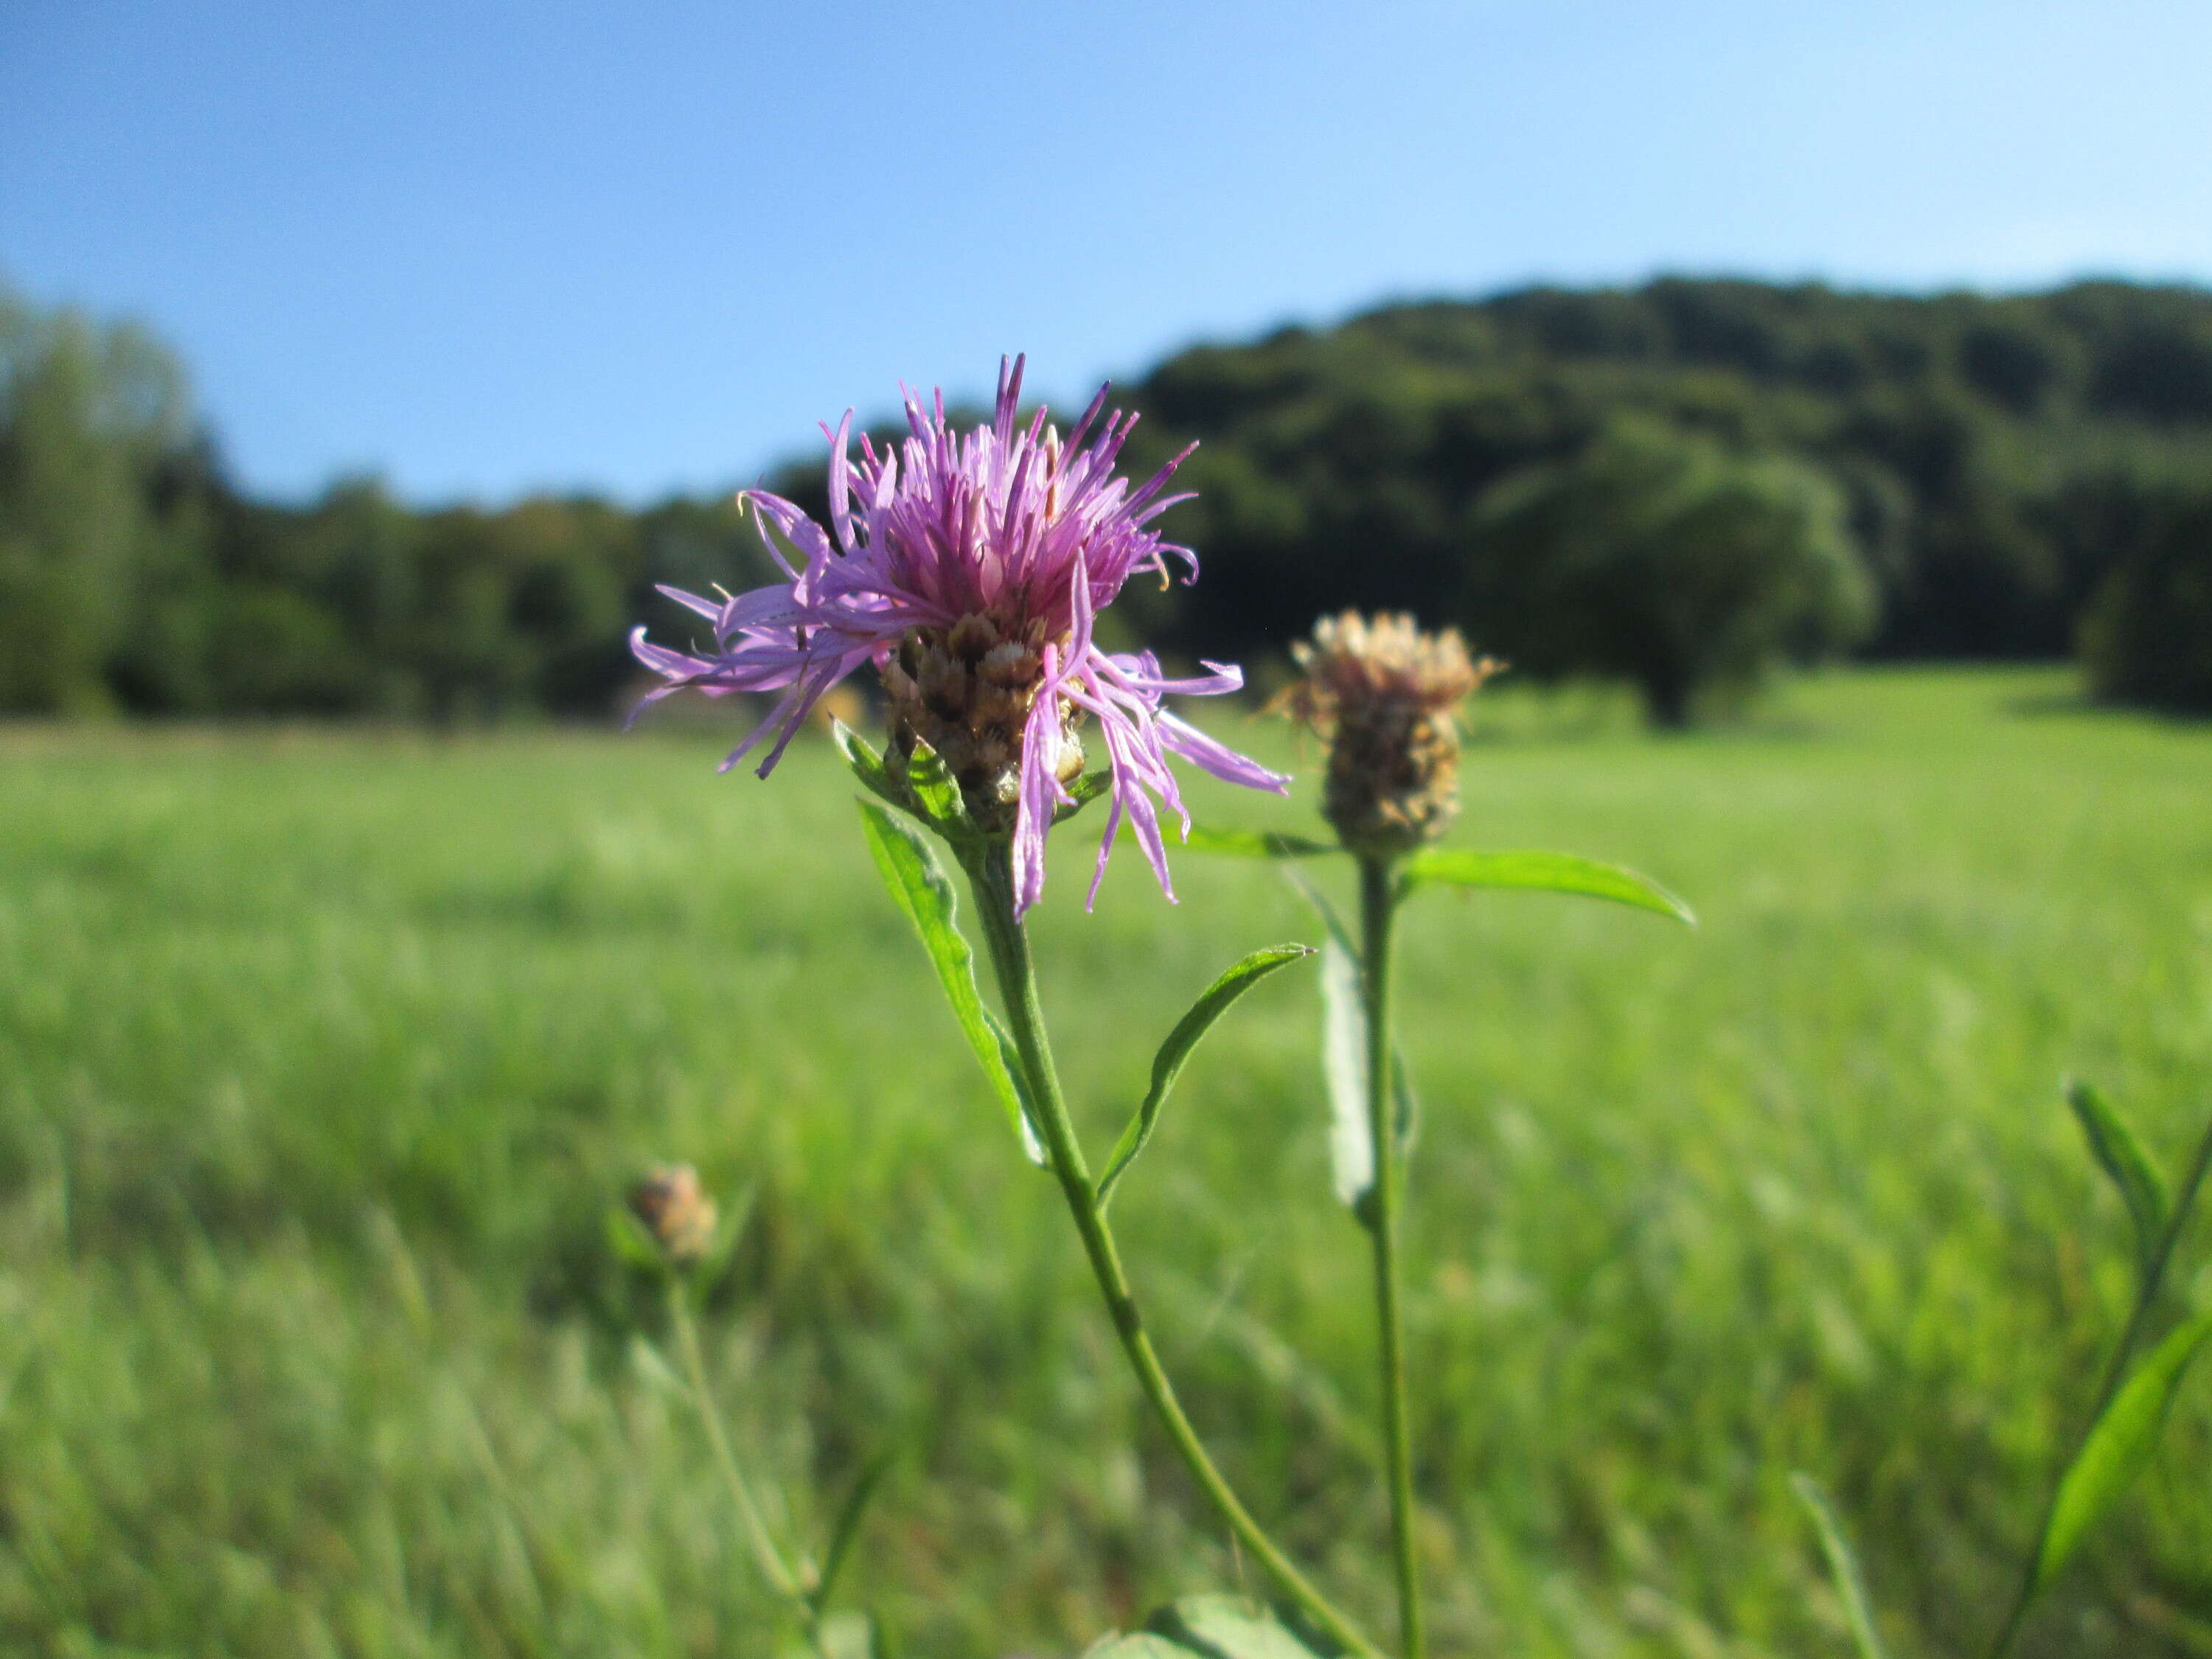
left=630, top=356, right=1288, bottom=915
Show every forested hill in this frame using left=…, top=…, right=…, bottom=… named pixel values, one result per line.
left=8, top=276, right=2212, bottom=720
left=1101, top=278, right=2212, bottom=667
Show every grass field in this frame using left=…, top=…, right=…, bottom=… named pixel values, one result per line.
left=2, top=667, right=2209, bottom=1659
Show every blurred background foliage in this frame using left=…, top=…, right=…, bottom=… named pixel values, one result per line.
left=8, top=274, right=2212, bottom=726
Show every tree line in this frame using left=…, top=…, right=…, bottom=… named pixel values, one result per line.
left=6, top=275, right=2210, bottom=725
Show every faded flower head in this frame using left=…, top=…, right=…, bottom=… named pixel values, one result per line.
left=630, top=355, right=1287, bottom=914
left=1279, top=611, right=1501, bottom=856
left=628, top=1164, right=718, bottom=1265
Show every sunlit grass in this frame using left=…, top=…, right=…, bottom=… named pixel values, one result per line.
left=2, top=667, right=2208, bottom=1656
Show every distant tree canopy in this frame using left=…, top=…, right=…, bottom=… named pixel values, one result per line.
left=2079, top=488, right=2212, bottom=714
left=6, top=274, right=2212, bottom=722
left=1466, top=417, right=1872, bottom=724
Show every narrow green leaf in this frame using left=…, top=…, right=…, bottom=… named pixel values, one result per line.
left=830, top=719, right=904, bottom=813
left=981, top=1007, right=1048, bottom=1166
left=2068, top=1079, right=2172, bottom=1279
left=1096, top=945, right=1315, bottom=1208
left=897, top=735, right=970, bottom=833
left=2035, top=1310, right=2212, bottom=1593
left=807, top=1450, right=893, bottom=1618
left=1053, top=768, right=1115, bottom=825
left=1183, top=824, right=1340, bottom=860
left=1790, top=1473, right=1891, bottom=1659
left=1391, top=1048, right=1419, bottom=1160
left=1319, top=934, right=1371, bottom=1210
left=1398, top=848, right=1695, bottom=925
left=1148, top=1593, right=1328, bottom=1658
left=855, top=799, right=1042, bottom=1162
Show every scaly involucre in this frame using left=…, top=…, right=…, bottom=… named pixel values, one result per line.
left=630, top=356, right=1287, bottom=914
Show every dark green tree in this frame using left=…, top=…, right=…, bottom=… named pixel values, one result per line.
left=1467, top=417, right=1875, bottom=726
left=2079, top=490, right=2212, bottom=713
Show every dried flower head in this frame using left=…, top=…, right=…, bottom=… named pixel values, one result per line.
left=628, top=1164, right=718, bottom=1265
left=1279, top=611, right=1501, bottom=856
left=630, top=356, right=1287, bottom=914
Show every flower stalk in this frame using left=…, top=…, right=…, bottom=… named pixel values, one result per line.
left=963, top=841, right=1385, bottom=1659
left=1357, top=854, right=1424, bottom=1659
left=663, top=1277, right=834, bottom=1654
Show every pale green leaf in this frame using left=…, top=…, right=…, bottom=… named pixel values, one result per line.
left=1148, top=1593, right=1328, bottom=1658
left=855, top=799, right=1042, bottom=1161
left=1096, top=945, right=1315, bottom=1208
left=1183, top=824, right=1340, bottom=860
left=2036, top=1310, right=2212, bottom=1592
left=1398, top=848, right=1694, bottom=925
left=1282, top=863, right=1415, bottom=1189
left=2068, top=1078, right=2171, bottom=1279
left=1790, top=1473, right=1891, bottom=1659
left=1054, top=768, right=1115, bottom=824
left=1320, top=935, right=1371, bottom=1209
left=1081, top=1637, right=1194, bottom=1659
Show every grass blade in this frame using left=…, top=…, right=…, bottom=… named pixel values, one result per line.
left=1790, top=1473, right=1891, bottom=1659
left=1096, top=945, right=1315, bottom=1208
left=2034, top=1310, right=2212, bottom=1594
left=2067, top=1078, right=2172, bottom=1279
left=807, top=1450, right=894, bottom=1618
left=1397, top=848, right=1694, bottom=925
left=855, top=799, right=1043, bottom=1161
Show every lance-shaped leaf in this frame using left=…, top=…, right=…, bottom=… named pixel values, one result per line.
left=2034, top=1310, right=2212, bottom=1594
left=1321, top=935, right=1373, bottom=1208
left=832, top=718, right=906, bottom=813
left=2067, top=1079, right=2171, bottom=1280
left=1790, top=1473, right=1891, bottom=1659
left=1096, top=945, right=1315, bottom=1208
left=855, top=799, right=1046, bottom=1163
left=1054, top=768, right=1115, bottom=825
left=982, top=1006, right=1048, bottom=1165
left=833, top=720, right=979, bottom=844
left=1149, top=1595, right=1329, bottom=1658
left=897, top=734, right=970, bottom=832
left=1284, top=863, right=1416, bottom=1206
left=1397, top=848, right=1695, bottom=925
left=1183, top=824, right=1340, bottom=860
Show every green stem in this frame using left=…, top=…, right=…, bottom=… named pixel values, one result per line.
left=1989, top=1110, right=2212, bottom=1659
left=1358, top=856, right=1424, bottom=1659
left=966, top=846, right=1385, bottom=1659
left=666, top=1279, right=827, bottom=1651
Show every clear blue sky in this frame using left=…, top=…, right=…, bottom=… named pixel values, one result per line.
left=5, top=1, right=2208, bottom=505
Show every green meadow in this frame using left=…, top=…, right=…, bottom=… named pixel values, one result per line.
left=2, top=667, right=2208, bottom=1658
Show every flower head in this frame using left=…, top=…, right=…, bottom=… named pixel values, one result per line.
left=1278, top=611, right=1501, bottom=856
left=628, top=1164, right=719, bottom=1266
left=631, top=356, right=1287, bottom=913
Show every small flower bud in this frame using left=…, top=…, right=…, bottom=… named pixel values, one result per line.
left=628, top=1164, right=719, bottom=1266
left=1278, top=611, right=1501, bottom=857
